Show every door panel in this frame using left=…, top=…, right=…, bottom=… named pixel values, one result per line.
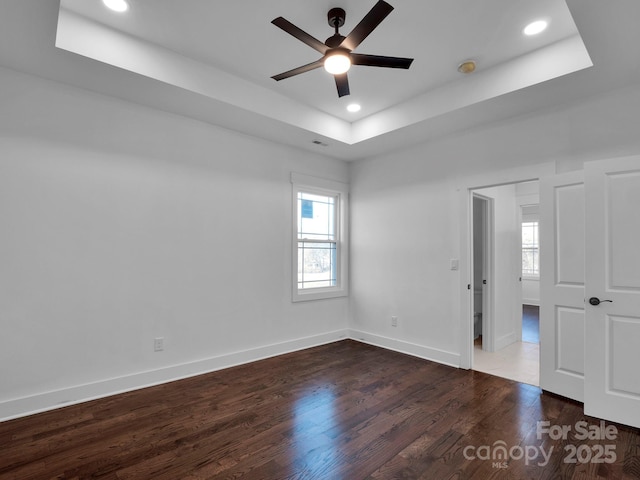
left=540, top=171, right=585, bottom=401
left=608, top=172, right=640, bottom=289
left=556, top=184, right=585, bottom=285
left=556, top=306, right=584, bottom=376
left=608, top=315, right=640, bottom=396
left=585, top=156, right=640, bottom=427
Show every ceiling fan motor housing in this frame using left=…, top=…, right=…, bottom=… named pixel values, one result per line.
left=326, top=8, right=347, bottom=47
left=327, top=8, right=346, bottom=28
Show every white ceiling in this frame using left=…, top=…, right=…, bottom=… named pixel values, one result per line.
left=59, top=0, right=581, bottom=121
left=1, top=1, right=639, bottom=160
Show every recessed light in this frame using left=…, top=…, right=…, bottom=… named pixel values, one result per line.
left=102, top=0, right=129, bottom=13
left=523, top=20, right=548, bottom=36
left=347, top=103, right=361, bottom=113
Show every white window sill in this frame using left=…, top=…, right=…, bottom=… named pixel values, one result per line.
left=292, top=286, right=348, bottom=302
left=522, top=275, right=540, bottom=281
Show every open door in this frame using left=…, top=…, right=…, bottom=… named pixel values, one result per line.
left=539, top=170, right=585, bottom=402
left=541, top=156, right=640, bottom=427
left=473, top=194, right=494, bottom=352
left=584, top=156, right=640, bottom=428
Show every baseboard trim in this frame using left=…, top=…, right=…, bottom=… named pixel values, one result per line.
left=0, top=329, right=349, bottom=422
left=1, top=329, right=463, bottom=422
left=495, top=332, right=518, bottom=351
left=348, top=329, right=460, bottom=368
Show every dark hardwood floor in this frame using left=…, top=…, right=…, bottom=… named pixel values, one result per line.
left=1, top=340, right=639, bottom=479
left=523, top=304, right=540, bottom=344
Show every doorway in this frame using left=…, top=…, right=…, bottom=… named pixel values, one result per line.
left=520, top=201, right=540, bottom=345
left=470, top=181, right=540, bottom=386
left=472, top=194, right=493, bottom=352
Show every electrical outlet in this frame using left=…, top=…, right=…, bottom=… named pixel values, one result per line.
left=391, top=316, right=398, bottom=327
left=154, top=337, right=164, bottom=352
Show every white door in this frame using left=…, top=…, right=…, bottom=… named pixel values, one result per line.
left=584, top=156, right=640, bottom=428
left=540, top=170, right=586, bottom=402
left=474, top=194, right=494, bottom=352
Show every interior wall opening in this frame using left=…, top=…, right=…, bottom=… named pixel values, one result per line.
left=470, top=180, right=540, bottom=386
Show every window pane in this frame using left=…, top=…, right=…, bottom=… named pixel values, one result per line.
left=522, top=221, right=539, bottom=276
left=522, top=249, right=535, bottom=275
left=522, top=224, right=535, bottom=246
left=298, top=192, right=336, bottom=241
left=298, top=241, right=337, bottom=289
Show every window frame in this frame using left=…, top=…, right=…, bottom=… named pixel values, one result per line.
left=291, top=173, right=349, bottom=302
left=521, top=220, right=540, bottom=279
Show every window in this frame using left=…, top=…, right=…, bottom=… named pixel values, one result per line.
left=291, top=173, right=348, bottom=302
left=522, top=221, right=539, bottom=277
left=297, top=192, right=337, bottom=289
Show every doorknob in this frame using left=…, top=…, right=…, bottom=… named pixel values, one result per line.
left=588, top=297, right=613, bottom=306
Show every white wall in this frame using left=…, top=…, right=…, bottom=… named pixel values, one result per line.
left=3, top=68, right=640, bottom=420
left=349, top=82, right=640, bottom=368
left=348, top=137, right=539, bottom=366
left=522, top=279, right=540, bottom=306
left=0, top=67, right=350, bottom=420
left=348, top=170, right=463, bottom=365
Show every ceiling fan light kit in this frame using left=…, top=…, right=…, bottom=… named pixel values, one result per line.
left=271, top=0, right=414, bottom=98
left=324, top=48, right=352, bottom=75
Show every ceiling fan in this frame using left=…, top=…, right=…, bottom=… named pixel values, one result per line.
left=270, top=0, right=414, bottom=98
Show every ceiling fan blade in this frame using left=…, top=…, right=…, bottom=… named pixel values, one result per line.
left=272, top=17, right=329, bottom=55
left=335, top=73, right=350, bottom=97
left=340, top=0, right=394, bottom=51
left=351, top=53, right=413, bottom=69
left=271, top=59, right=324, bottom=81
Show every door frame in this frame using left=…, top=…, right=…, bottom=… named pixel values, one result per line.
left=472, top=193, right=495, bottom=352
left=458, top=162, right=552, bottom=370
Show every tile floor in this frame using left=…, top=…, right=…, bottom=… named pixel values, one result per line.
left=473, top=340, right=539, bottom=386
left=472, top=305, right=540, bottom=386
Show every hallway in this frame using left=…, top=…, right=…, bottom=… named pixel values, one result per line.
left=473, top=305, right=539, bottom=386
